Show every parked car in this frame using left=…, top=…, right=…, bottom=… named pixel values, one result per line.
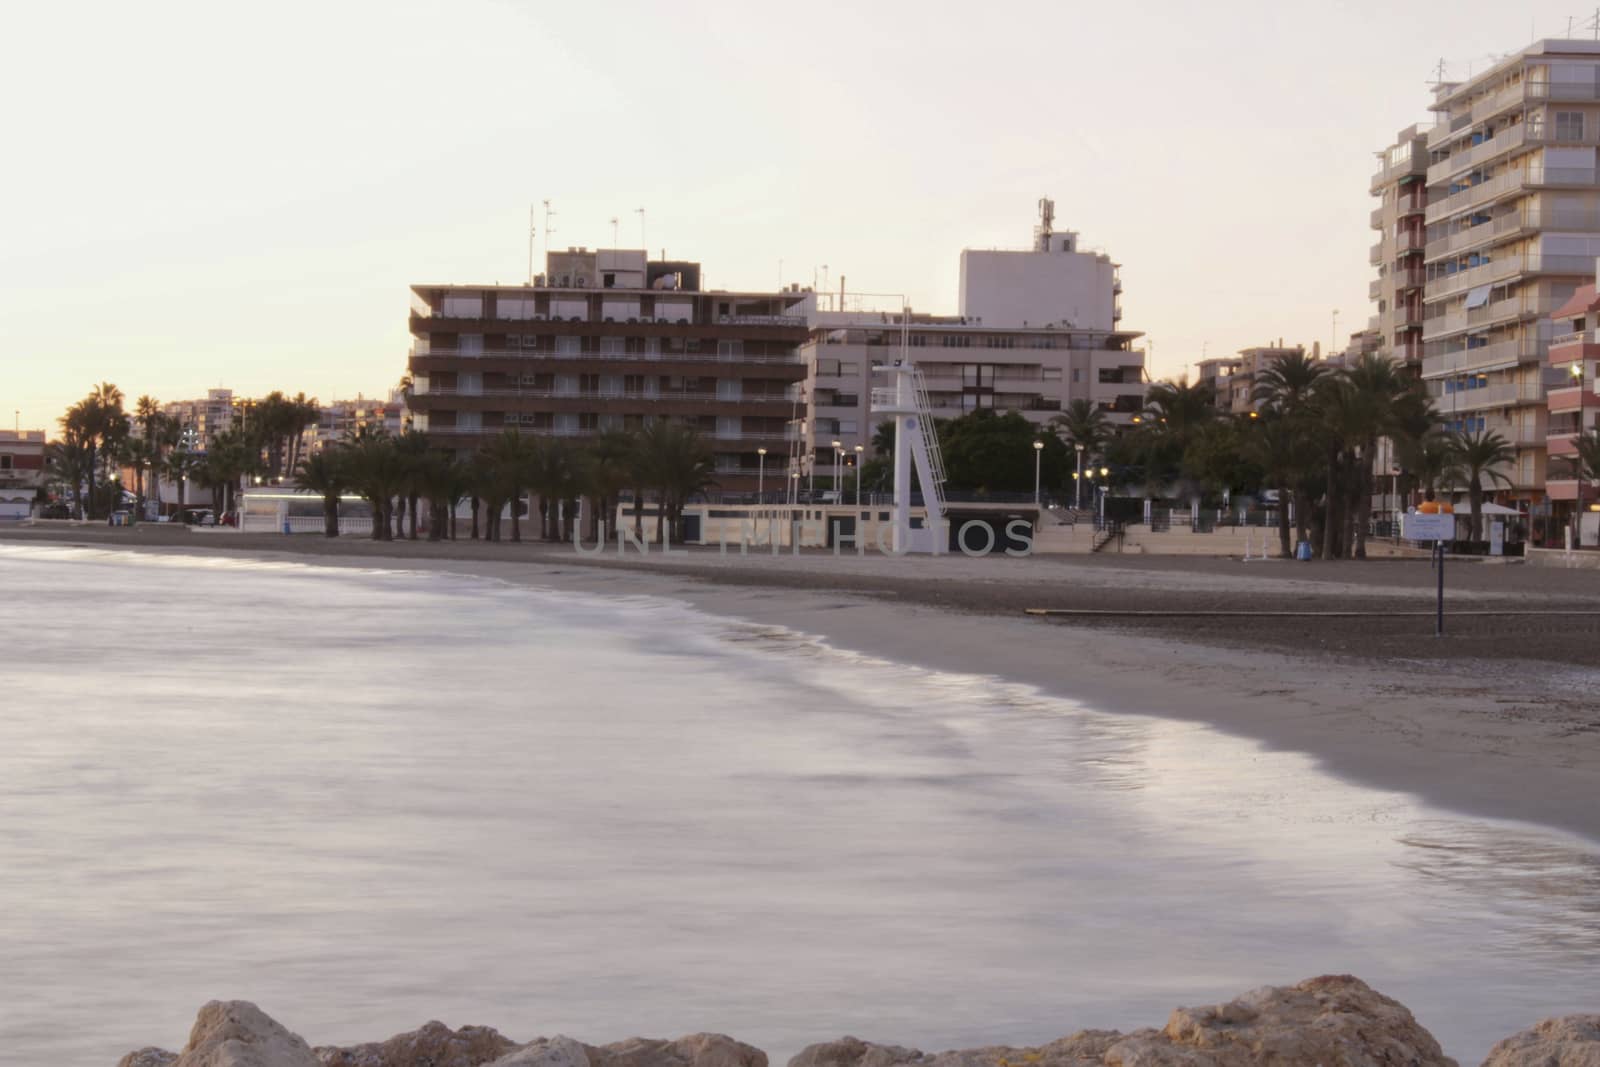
left=182, top=508, right=215, bottom=526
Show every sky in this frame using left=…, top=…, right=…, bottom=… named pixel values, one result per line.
left=4, top=0, right=1596, bottom=434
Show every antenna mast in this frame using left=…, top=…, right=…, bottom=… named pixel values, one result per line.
left=610, top=216, right=619, bottom=247
left=527, top=205, right=537, bottom=283
left=542, top=199, right=556, bottom=261
left=635, top=207, right=646, bottom=250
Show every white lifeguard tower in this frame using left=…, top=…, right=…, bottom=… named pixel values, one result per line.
left=870, top=361, right=947, bottom=553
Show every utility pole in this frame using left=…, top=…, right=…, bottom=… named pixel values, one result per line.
left=1332, top=308, right=1340, bottom=356
left=527, top=205, right=537, bottom=283
left=542, top=200, right=556, bottom=260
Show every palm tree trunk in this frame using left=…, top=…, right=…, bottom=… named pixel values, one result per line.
left=511, top=491, right=522, bottom=542
left=1276, top=483, right=1292, bottom=558
left=325, top=494, right=340, bottom=537
left=632, top=489, right=643, bottom=540
left=470, top=495, right=480, bottom=540
left=1320, top=456, right=1340, bottom=561
left=408, top=493, right=419, bottom=540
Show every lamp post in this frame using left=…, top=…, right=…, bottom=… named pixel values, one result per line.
left=1032, top=439, right=1044, bottom=508
left=757, top=447, right=767, bottom=503
left=1074, top=443, right=1085, bottom=509
left=831, top=439, right=842, bottom=501
left=854, top=444, right=864, bottom=509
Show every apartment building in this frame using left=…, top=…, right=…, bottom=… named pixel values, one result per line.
left=1222, top=344, right=1313, bottom=414
left=1195, top=356, right=1243, bottom=412
left=796, top=206, right=1145, bottom=471
left=161, top=388, right=238, bottom=451
left=303, top=391, right=405, bottom=454
left=405, top=249, right=808, bottom=494
left=1416, top=39, right=1600, bottom=503
left=1370, top=126, right=1430, bottom=369
left=1545, top=275, right=1600, bottom=538
left=0, top=429, right=46, bottom=519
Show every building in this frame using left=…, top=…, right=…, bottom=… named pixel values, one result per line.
left=162, top=388, right=238, bottom=451
left=303, top=391, right=405, bottom=454
left=1369, top=125, right=1430, bottom=370
left=1195, top=356, right=1243, bottom=412
left=1222, top=343, right=1313, bottom=414
left=0, top=429, right=46, bottom=519
left=1414, top=39, right=1600, bottom=506
left=405, top=248, right=810, bottom=495
left=1544, top=275, right=1600, bottom=542
left=796, top=203, right=1146, bottom=475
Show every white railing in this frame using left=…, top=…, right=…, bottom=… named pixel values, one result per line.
left=1421, top=339, right=1541, bottom=379
left=1427, top=168, right=1600, bottom=225
left=1426, top=125, right=1526, bottom=186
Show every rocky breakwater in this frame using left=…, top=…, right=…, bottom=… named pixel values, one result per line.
left=117, top=975, right=1600, bottom=1067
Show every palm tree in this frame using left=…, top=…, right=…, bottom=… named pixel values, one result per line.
left=582, top=429, right=638, bottom=543
left=44, top=438, right=93, bottom=519
left=1576, top=429, right=1600, bottom=484
left=1252, top=351, right=1327, bottom=552
left=1050, top=398, right=1111, bottom=470
left=1339, top=354, right=1413, bottom=558
left=119, top=437, right=157, bottom=522
left=391, top=429, right=433, bottom=540
left=296, top=450, right=346, bottom=537
left=1445, top=429, right=1516, bottom=541
left=162, top=449, right=197, bottom=520
left=481, top=429, right=538, bottom=542
left=341, top=429, right=403, bottom=541
left=636, top=420, right=715, bottom=544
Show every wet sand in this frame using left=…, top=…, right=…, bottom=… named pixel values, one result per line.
left=5, top=523, right=1599, bottom=845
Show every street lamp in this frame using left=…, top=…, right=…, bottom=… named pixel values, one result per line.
left=1032, top=439, right=1045, bottom=508
left=854, top=444, right=864, bottom=508
left=757, top=447, right=767, bottom=502
left=831, top=439, right=842, bottom=501
left=1074, top=442, right=1085, bottom=509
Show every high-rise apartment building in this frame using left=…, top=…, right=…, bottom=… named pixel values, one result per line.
left=1545, top=274, right=1600, bottom=540
left=405, top=249, right=809, bottom=495
left=1369, top=125, right=1430, bottom=369
left=795, top=205, right=1145, bottom=473
left=1413, top=39, right=1600, bottom=503
left=161, top=388, right=238, bottom=451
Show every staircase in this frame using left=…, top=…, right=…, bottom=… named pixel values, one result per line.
left=909, top=365, right=948, bottom=518
left=1092, top=521, right=1123, bottom=553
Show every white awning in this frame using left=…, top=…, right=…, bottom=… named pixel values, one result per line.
left=1465, top=285, right=1492, bottom=309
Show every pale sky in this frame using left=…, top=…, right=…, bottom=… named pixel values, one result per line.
left=3, top=0, right=1592, bottom=433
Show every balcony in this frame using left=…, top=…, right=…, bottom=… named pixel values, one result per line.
left=1369, top=241, right=1384, bottom=265
left=1427, top=167, right=1600, bottom=225
left=1549, top=328, right=1600, bottom=363
left=1369, top=277, right=1383, bottom=301
left=1426, top=252, right=1596, bottom=302
left=1370, top=206, right=1385, bottom=229
left=419, top=387, right=795, bottom=406
left=1425, top=125, right=1526, bottom=187
left=411, top=346, right=804, bottom=367
left=1547, top=384, right=1600, bottom=412
left=1421, top=338, right=1542, bottom=378
left=1396, top=230, right=1426, bottom=254
left=1435, top=381, right=1544, bottom=412
left=1424, top=210, right=1534, bottom=262
left=1421, top=295, right=1543, bottom=342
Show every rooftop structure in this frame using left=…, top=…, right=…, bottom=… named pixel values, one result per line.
left=0, top=429, right=46, bottom=519
left=957, top=199, right=1123, bottom=330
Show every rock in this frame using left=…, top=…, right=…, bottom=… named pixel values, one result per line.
left=171, top=1001, right=319, bottom=1067
left=314, top=1019, right=519, bottom=1067
left=593, top=1034, right=767, bottom=1067
left=487, top=1035, right=593, bottom=1067
left=1481, top=1014, right=1600, bottom=1067
left=118, top=1050, right=179, bottom=1067
left=786, top=976, right=1453, bottom=1067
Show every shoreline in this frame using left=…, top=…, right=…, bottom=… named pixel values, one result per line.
left=5, top=526, right=1600, bottom=845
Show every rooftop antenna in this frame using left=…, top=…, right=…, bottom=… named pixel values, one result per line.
left=610, top=216, right=619, bottom=247
left=1035, top=197, right=1056, bottom=251
left=542, top=200, right=556, bottom=260
left=635, top=207, right=646, bottom=250
left=1588, top=8, right=1600, bottom=39
left=527, top=205, right=537, bottom=283
left=1332, top=309, right=1340, bottom=356
left=1428, top=57, right=1448, bottom=90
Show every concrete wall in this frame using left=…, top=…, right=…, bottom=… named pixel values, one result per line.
left=959, top=249, right=1116, bottom=330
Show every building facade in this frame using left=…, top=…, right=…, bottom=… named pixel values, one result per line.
left=0, top=429, right=46, bottom=519
left=1415, top=39, right=1600, bottom=504
left=161, top=388, right=238, bottom=451
left=405, top=249, right=809, bottom=495
left=1195, top=356, right=1244, bottom=412
left=796, top=207, right=1145, bottom=475
left=1545, top=275, right=1600, bottom=540
left=1369, top=125, right=1430, bottom=370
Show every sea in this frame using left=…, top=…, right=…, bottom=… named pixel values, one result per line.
left=2, top=543, right=1597, bottom=1065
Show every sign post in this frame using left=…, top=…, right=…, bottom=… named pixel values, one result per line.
left=1403, top=511, right=1454, bottom=637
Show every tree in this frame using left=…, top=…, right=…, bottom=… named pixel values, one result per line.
left=296, top=450, right=346, bottom=537
left=341, top=428, right=403, bottom=541
left=581, top=429, right=637, bottom=543
left=935, top=409, right=1070, bottom=495
left=1445, top=429, right=1516, bottom=541
left=119, top=437, right=157, bottom=521
left=1576, top=429, right=1600, bottom=484
left=44, top=438, right=93, bottom=519
left=481, top=429, right=538, bottom=542
left=391, top=429, right=433, bottom=540
left=635, top=420, right=716, bottom=543
left=1251, top=352, right=1327, bottom=552
left=162, top=449, right=198, bottom=519
left=1050, top=398, right=1111, bottom=458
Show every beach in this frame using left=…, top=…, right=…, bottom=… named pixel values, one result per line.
left=5, top=523, right=1598, bottom=846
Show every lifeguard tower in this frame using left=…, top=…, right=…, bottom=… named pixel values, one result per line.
left=870, top=361, right=947, bottom=553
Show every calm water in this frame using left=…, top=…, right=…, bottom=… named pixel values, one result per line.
left=3, top=544, right=1599, bottom=1065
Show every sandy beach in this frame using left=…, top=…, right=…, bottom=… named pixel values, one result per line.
left=5, top=523, right=1600, bottom=846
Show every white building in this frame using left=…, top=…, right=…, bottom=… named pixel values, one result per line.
left=794, top=202, right=1145, bottom=477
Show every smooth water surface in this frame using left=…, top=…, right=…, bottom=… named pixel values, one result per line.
left=2, top=544, right=1598, bottom=1065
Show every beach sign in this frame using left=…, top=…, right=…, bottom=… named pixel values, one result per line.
left=1403, top=512, right=1454, bottom=542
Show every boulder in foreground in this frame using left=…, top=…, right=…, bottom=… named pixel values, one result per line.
left=789, top=975, right=1457, bottom=1067
left=314, top=1019, right=518, bottom=1066
left=1480, top=1014, right=1600, bottom=1067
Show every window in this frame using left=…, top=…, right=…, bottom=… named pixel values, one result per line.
left=599, top=337, right=625, bottom=356
left=555, top=336, right=581, bottom=356
left=1557, top=111, right=1585, bottom=141
left=0, top=454, right=12, bottom=470
left=1071, top=369, right=1082, bottom=383
left=458, top=334, right=483, bottom=356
